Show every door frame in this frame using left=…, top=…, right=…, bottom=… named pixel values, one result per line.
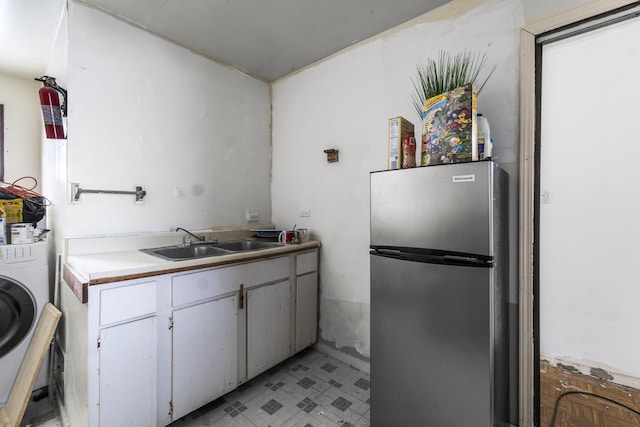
left=518, top=1, right=638, bottom=425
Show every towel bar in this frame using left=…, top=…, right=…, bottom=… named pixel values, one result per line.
left=71, top=183, right=146, bottom=204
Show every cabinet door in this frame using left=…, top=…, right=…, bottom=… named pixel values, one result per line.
left=172, top=295, right=238, bottom=420
left=99, top=316, right=157, bottom=427
left=296, top=272, right=318, bottom=352
left=247, top=281, right=291, bottom=379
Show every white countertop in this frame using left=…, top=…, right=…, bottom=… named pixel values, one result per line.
left=66, top=241, right=321, bottom=283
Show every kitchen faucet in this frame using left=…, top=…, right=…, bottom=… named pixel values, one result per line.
left=175, top=227, right=206, bottom=246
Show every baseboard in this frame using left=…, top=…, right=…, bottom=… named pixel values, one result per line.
left=312, top=342, right=370, bottom=374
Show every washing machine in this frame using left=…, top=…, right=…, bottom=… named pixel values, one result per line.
left=0, top=241, right=49, bottom=406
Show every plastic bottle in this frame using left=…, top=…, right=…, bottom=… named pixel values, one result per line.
left=486, top=136, right=494, bottom=159
left=477, top=113, right=491, bottom=160
left=0, top=218, right=6, bottom=245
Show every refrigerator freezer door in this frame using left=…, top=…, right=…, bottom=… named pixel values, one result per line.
left=370, top=162, right=495, bottom=256
left=370, top=254, right=501, bottom=427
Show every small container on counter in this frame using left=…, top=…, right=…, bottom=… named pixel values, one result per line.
left=0, top=218, right=6, bottom=245
left=9, top=222, right=36, bottom=244
left=401, top=134, right=417, bottom=168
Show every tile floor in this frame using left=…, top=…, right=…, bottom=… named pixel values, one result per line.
left=169, top=347, right=370, bottom=427
left=24, top=347, right=370, bottom=427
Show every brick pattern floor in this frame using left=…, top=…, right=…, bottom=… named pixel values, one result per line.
left=540, top=360, right=640, bottom=427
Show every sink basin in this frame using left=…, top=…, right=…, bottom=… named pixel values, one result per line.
left=140, top=243, right=233, bottom=261
left=140, top=240, right=283, bottom=261
left=215, top=240, right=282, bottom=252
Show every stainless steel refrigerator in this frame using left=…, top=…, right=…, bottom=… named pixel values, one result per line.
left=370, top=160, right=508, bottom=427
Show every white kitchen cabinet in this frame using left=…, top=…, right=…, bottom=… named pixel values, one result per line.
left=172, top=294, right=238, bottom=420
left=98, top=316, right=157, bottom=427
left=87, top=279, right=160, bottom=427
left=295, top=251, right=319, bottom=352
left=170, top=266, right=242, bottom=420
left=246, top=280, right=291, bottom=379
left=69, top=247, right=319, bottom=427
left=295, top=271, right=318, bottom=352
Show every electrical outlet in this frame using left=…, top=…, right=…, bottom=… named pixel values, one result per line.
left=246, top=212, right=259, bottom=222
left=300, top=208, right=311, bottom=217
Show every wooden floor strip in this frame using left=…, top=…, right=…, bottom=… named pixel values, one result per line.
left=540, top=361, right=640, bottom=427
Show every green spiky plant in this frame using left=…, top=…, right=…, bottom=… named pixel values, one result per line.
left=410, top=50, right=495, bottom=120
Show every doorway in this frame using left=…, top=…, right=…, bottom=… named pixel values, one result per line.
left=520, top=2, right=640, bottom=426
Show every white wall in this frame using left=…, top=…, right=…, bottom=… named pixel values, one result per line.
left=0, top=73, right=43, bottom=190
left=49, top=3, right=272, bottom=241
left=21, top=0, right=603, bottom=366
left=539, top=17, right=640, bottom=379
left=41, top=0, right=68, bottom=254
left=271, top=0, right=523, bottom=359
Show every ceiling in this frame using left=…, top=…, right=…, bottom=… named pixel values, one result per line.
left=0, top=0, right=66, bottom=80
left=1, top=0, right=450, bottom=82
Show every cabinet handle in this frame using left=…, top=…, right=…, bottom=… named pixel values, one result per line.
left=239, top=284, right=244, bottom=309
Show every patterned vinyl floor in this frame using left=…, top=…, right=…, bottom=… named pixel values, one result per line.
left=169, top=347, right=370, bottom=427
left=25, top=347, right=369, bottom=427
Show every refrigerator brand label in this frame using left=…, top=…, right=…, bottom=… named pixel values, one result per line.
left=452, top=174, right=475, bottom=183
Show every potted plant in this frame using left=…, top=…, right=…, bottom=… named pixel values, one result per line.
left=410, top=50, right=495, bottom=120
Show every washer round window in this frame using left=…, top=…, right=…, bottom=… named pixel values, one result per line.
left=0, top=277, right=36, bottom=358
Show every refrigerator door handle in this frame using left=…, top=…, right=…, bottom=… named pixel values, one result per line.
left=370, top=245, right=494, bottom=268
left=443, top=254, right=487, bottom=265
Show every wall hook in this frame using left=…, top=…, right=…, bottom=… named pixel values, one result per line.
left=323, top=149, right=339, bottom=163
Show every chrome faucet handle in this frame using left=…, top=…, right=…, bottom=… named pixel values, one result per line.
left=183, top=235, right=193, bottom=246
left=176, top=227, right=206, bottom=244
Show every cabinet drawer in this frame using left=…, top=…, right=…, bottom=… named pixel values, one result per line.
left=172, top=269, right=238, bottom=307
left=100, top=281, right=157, bottom=325
left=173, top=256, right=289, bottom=306
left=296, top=251, right=318, bottom=275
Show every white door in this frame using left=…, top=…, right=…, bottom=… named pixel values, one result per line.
left=99, top=316, right=157, bottom=427
left=539, top=16, right=640, bottom=379
left=247, top=280, right=291, bottom=379
left=295, top=272, right=318, bottom=352
left=172, top=295, right=238, bottom=420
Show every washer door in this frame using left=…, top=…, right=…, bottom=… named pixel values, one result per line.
left=0, top=277, right=35, bottom=358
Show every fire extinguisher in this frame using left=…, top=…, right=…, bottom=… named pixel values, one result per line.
left=35, top=76, right=67, bottom=139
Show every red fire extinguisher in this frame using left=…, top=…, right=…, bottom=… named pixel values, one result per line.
left=35, top=76, right=67, bottom=139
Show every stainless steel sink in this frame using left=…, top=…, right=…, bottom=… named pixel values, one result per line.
left=215, top=240, right=282, bottom=251
left=140, top=240, right=282, bottom=261
left=140, top=243, right=233, bottom=261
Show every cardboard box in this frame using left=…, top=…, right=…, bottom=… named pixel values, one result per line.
left=388, top=116, right=414, bottom=170
left=421, top=83, right=477, bottom=166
